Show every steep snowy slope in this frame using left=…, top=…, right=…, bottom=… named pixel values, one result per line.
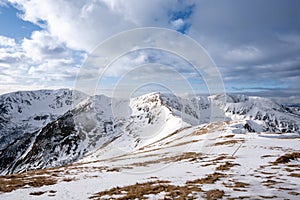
left=81, top=92, right=300, bottom=162
left=0, top=94, right=122, bottom=174
left=0, top=89, right=87, bottom=174
left=0, top=89, right=87, bottom=150
left=1, top=92, right=190, bottom=174
left=81, top=93, right=190, bottom=161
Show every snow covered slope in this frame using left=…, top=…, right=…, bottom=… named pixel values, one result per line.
left=0, top=89, right=87, bottom=174
left=0, top=90, right=299, bottom=199
left=1, top=120, right=299, bottom=200
left=0, top=90, right=299, bottom=176
left=211, top=94, right=300, bottom=133
left=0, top=89, right=87, bottom=150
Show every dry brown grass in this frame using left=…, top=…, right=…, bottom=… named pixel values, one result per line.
left=288, top=191, right=299, bottom=196
left=0, top=174, right=57, bottom=193
left=206, top=189, right=224, bottom=200
left=278, top=187, right=293, bottom=191
left=259, top=195, right=278, bottom=199
left=62, top=177, right=76, bottom=182
left=90, top=171, right=228, bottom=199
left=286, top=164, right=300, bottom=168
left=216, top=161, right=237, bottom=171
left=289, top=173, right=300, bottom=178
left=214, top=139, right=244, bottom=146
left=186, top=172, right=225, bottom=185
left=210, top=155, right=235, bottom=162
left=261, top=155, right=275, bottom=158
left=29, top=191, right=46, bottom=196
left=285, top=168, right=295, bottom=172
left=272, top=152, right=300, bottom=165
left=224, top=135, right=235, bottom=138
left=234, top=182, right=250, bottom=188
left=89, top=180, right=203, bottom=200
left=261, top=171, right=274, bottom=175
left=192, top=128, right=208, bottom=136
left=262, top=179, right=282, bottom=188
left=223, top=181, right=249, bottom=190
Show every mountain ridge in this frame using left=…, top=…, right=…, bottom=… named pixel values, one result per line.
left=0, top=89, right=299, bottom=175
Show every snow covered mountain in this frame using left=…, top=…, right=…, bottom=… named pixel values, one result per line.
left=160, top=93, right=300, bottom=133
left=1, top=114, right=300, bottom=200
left=0, top=89, right=87, bottom=174
left=212, top=94, right=300, bottom=133
left=0, top=90, right=299, bottom=175
left=0, top=92, right=189, bottom=174
left=0, top=89, right=87, bottom=149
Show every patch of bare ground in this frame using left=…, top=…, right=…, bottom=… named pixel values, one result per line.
left=206, top=189, right=224, bottom=200
left=29, top=191, right=46, bottom=196
left=192, top=122, right=227, bottom=137
left=289, top=191, right=299, bottom=196
left=209, top=154, right=235, bottom=162
left=285, top=167, right=300, bottom=172
left=261, top=155, right=276, bottom=158
left=89, top=180, right=203, bottom=200
left=206, top=122, right=226, bottom=131
left=278, top=187, right=293, bottom=191
left=286, top=164, right=300, bottom=168
left=224, top=181, right=249, bottom=191
left=289, top=173, right=300, bottom=178
left=223, top=134, right=234, bottom=138
left=201, top=155, right=235, bottom=167
left=106, top=167, right=120, bottom=172
left=227, top=196, right=251, bottom=200
left=232, top=188, right=247, bottom=192
left=130, top=152, right=203, bottom=167
left=234, top=181, right=250, bottom=188
left=0, top=174, right=57, bottom=193
left=214, top=139, right=244, bottom=146
left=192, top=127, right=208, bottom=136
left=216, top=161, right=239, bottom=171
left=259, top=195, right=278, bottom=199
left=186, top=172, right=226, bottom=185
left=272, top=152, right=300, bottom=164
left=62, top=177, right=77, bottom=182
left=262, top=179, right=283, bottom=188
left=269, top=146, right=292, bottom=151
left=261, top=171, right=274, bottom=175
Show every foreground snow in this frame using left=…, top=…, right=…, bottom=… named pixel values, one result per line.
left=1, top=120, right=299, bottom=199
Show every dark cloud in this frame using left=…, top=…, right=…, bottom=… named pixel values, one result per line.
left=188, top=0, right=300, bottom=100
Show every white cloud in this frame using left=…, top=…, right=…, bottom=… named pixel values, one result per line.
left=224, top=46, right=262, bottom=62
left=6, top=0, right=298, bottom=98
left=22, top=31, right=71, bottom=61
left=9, top=0, right=195, bottom=51
left=171, top=18, right=185, bottom=30
left=0, top=33, right=79, bottom=94
left=0, top=35, right=16, bottom=47
left=0, top=0, right=199, bottom=94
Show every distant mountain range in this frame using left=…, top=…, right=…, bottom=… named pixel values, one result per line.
left=0, top=89, right=299, bottom=175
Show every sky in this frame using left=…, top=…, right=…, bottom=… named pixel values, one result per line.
left=0, top=0, right=299, bottom=103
